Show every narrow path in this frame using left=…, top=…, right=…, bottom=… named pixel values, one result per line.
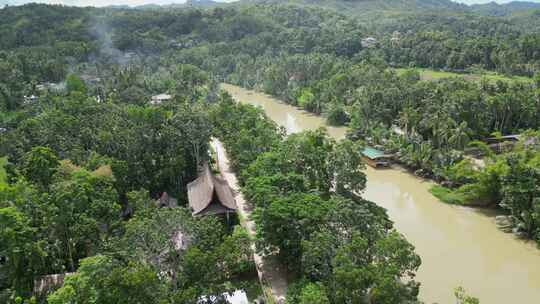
left=211, top=138, right=288, bottom=304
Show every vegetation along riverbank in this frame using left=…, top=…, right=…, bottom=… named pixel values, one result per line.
left=222, top=82, right=540, bottom=304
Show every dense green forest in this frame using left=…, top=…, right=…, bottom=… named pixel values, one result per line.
left=1, top=1, right=539, bottom=303
left=0, top=61, right=259, bottom=303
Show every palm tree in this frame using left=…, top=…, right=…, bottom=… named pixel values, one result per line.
left=449, top=121, right=471, bottom=150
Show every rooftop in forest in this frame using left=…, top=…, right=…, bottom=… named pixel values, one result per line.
left=362, top=146, right=386, bottom=159
left=188, top=163, right=237, bottom=216
left=155, top=192, right=178, bottom=208
left=150, top=93, right=173, bottom=105
left=187, top=163, right=237, bottom=216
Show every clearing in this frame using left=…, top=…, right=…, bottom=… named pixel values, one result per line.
left=394, top=68, right=532, bottom=82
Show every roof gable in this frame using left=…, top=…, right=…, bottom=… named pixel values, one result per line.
left=187, top=163, right=237, bottom=216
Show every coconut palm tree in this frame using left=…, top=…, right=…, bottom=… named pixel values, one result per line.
left=449, top=121, right=472, bottom=150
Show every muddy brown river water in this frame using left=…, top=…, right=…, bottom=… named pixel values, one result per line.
left=221, top=83, right=540, bottom=304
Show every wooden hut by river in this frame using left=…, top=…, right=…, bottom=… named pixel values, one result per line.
left=361, top=147, right=393, bottom=168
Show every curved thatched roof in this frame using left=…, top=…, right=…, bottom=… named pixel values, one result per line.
left=155, top=192, right=178, bottom=208
left=213, top=176, right=237, bottom=210
left=187, top=163, right=236, bottom=216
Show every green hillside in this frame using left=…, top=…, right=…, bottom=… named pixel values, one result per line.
left=242, top=0, right=467, bottom=19
left=471, top=1, right=540, bottom=16
left=244, top=0, right=540, bottom=23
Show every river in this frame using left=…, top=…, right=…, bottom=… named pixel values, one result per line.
left=221, top=83, right=540, bottom=304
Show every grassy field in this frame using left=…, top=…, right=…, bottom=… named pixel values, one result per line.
left=395, top=68, right=532, bottom=82
left=429, top=185, right=468, bottom=205
left=0, top=156, right=8, bottom=186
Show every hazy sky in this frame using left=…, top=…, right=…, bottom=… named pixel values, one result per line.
left=4, top=0, right=234, bottom=6
left=3, top=0, right=540, bottom=7
left=457, top=0, right=540, bottom=3
left=8, top=0, right=232, bottom=6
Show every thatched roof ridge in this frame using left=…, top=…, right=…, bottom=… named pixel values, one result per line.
left=187, top=163, right=236, bottom=216
left=212, top=176, right=237, bottom=210
left=187, top=165, right=214, bottom=214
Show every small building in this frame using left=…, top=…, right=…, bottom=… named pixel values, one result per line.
left=150, top=93, right=172, bottom=105
left=187, top=163, right=237, bottom=217
left=361, top=147, right=393, bottom=168
left=484, top=134, right=520, bottom=144
left=49, top=82, right=67, bottom=92
left=169, top=39, right=187, bottom=49
left=391, top=31, right=401, bottom=46
left=198, top=290, right=250, bottom=304
left=361, top=37, right=378, bottom=48
left=23, top=95, right=38, bottom=104
left=155, top=192, right=178, bottom=208
left=484, top=135, right=520, bottom=154
left=34, top=273, right=74, bottom=297
left=37, top=82, right=66, bottom=93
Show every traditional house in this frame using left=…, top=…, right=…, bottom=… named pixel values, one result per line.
left=150, top=93, right=172, bottom=105
left=187, top=163, right=237, bottom=217
left=361, top=37, right=378, bottom=48
left=155, top=192, right=178, bottom=208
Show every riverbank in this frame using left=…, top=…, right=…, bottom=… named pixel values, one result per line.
left=223, top=83, right=496, bottom=207
left=221, top=83, right=540, bottom=304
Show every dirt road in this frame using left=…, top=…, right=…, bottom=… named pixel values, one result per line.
left=211, top=138, right=288, bottom=304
